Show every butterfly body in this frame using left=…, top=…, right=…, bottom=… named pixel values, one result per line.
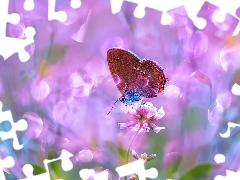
left=107, top=48, right=167, bottom=106
left=119, top=88, right=144, bottom=105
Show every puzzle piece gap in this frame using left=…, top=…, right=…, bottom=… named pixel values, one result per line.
left=48, top=0, right=67, bottom=22
left=214, top=154, right=226, bottom=164
left=24, top=0, right=35, bottom=11
left=0, top=156, right=15, bottom=180
left=0, top=0, right=36, bottom=61
left=70, top=0, right=81, bottom=9
left=20, top=149, right=73, bottom=180
left=116, top=159, right=158, bottom=180
left=0, top=101, right=28, bottom=150
left=79, top=169, right=108, bottom=180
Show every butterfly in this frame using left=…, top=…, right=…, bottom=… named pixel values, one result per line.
left=107, top=48, right=167, bottom=114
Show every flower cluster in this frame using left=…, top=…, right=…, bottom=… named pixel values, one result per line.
left=118, top=102, right=165, bottom=133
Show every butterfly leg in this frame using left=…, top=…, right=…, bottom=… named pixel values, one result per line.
left=107, top=98, right=121, bottom=115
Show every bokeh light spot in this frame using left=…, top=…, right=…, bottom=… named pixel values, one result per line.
left=30, top=80, right=50, bottom=101
left=164, top=85, right=181, bottom=99
left=216, top=92, right=231, bottom=109
left=76, top=150, right=93, bottom=162
left=69, top=72, right=84, bottom=87
left=23, top=112, right=43, bottom=139
left=71, top=86, right=91, bottom=97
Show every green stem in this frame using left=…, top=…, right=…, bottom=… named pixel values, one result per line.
left=124, top=127, right=141, bottom=180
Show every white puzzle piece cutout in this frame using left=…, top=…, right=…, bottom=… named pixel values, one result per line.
left=110, top=0, right=240, bottom=34
left=219, top=122, right=240, bottom=138
left=214, top=154, right=240, bottom=180
left=48, top=0, right=67, bottom=22
left=116, top=159, right=158, bottom=180
left=20, top=149, right=74, bottom=180
left=79, top=169, right=109, bottom=180
left=0, top=0, right=35, bottom=62
left=70, top=0, right=81, bottom=9
left=24, top=0, right=35, bottom=11
left=0, top=156, right=15, bottom=180
left=0, top=101, right=28, bottom=150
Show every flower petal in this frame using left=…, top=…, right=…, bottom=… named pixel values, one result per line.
left=130, top=124, right=140, bottom=132
left=140, top=123, right=150, bottom=133
left=132, top=149, right=139, bottom=159
left=147, top=109, right=157, bottom=118
left=118, top=121, right=136, bottom=129
left=118, top=123, right=128, bottom=129
left=158, top=106, right=165, bottom=115
left=154, top=106, right=165, bottom=120
left=150, top=123, right=165, bottom=133
left=147, top=154, right=156, bottom=161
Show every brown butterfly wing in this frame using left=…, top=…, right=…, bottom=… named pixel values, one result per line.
left=107, top=48, right=142, bottom=94
left=107, top=48, right=167, bottom=97
left=140, top=60, right=167, bottom=98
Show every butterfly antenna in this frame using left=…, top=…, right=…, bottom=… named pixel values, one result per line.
left=107, top=99, right=119, bottom=115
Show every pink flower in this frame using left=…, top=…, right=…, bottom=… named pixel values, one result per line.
left=118, top=102, right=165, bottom=133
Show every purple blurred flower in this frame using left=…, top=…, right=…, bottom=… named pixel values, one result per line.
left=118, top=102, right=165, bottom=133
left=22, top=112, right=43, bottom=139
